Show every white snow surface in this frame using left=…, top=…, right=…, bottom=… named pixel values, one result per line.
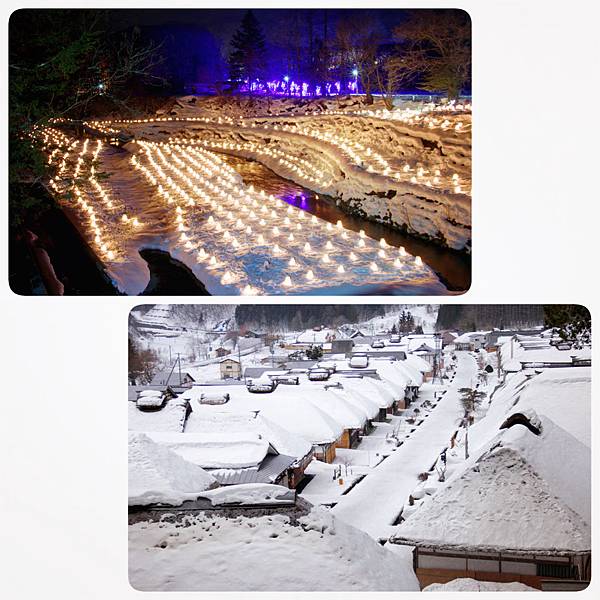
left=128, top=397, right=188, bottom=433
left=198, top=483, right=292, bottom=506
left=146, top=431, right=269, bottom=470
left=128, top=432, right=215, bottom=506
left=332, top=352, right=478, bottom=539
left=128, top=506, right=420, bottom=591
left=183, top=407, right=313, bottom=460
left=423, top=578, right=537, bottom=592
left=183, top=384, right=344, bottom=445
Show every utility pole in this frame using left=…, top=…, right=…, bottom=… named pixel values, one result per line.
left=237, top=342, right=242, bottom=380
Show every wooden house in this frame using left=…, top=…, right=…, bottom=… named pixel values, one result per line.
left=219, top=357, right=241, bottom=379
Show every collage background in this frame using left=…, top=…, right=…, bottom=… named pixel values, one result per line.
left=1, top=0, right=599, bottom=598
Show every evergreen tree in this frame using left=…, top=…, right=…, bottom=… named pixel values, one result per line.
left=543, top=305, right=591, bottom=346
left=228, top=10, right=267, bottom=91
left=458, top=386, right=486, bottom=459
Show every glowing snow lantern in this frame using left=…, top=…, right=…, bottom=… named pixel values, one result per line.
left=311, top=215, right=318, bottom=224
left=107, top=250, right=115, bottom=260
left=306, top=270, right=315, bottom=281
left=121, top=214, right=129, bottom=223
left=357, top=239, right=366, bottom=248
left=336, top=220, right=343, bottom=229
left=349, top=252, right=357, bottom=261
left=304, top=242, right=312, bottom=252
left=209, top=256, right=217, bottom=266
left=378, top=249, right=386, bottom=258
left=221, top=271, right=233, bottom=285
left=370, top=262, right=379, bottom=272
left=288, top=233, right=295, bottom=241
left=257, top=234, right=265, bottom=244
left=337, top=265, right=345, bottom=274
left=379, top=238, right=387, bottom=248
left=282, top=276, right=292, bottom=287
left=394, top=258, right=402, bottom=268
left=399, top=246, right=407, bottom=257
left=359, top=230, right=366, bottom=238
left=322, top=254, right=331, bottom=263
left=325, top=241, right=334, bottom=250
left=272, top=226, right=280, bottom=236
left=415, top=256, right=423, bottom=266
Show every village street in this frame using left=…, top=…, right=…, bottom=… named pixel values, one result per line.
left=332, top=351, right=478, bottom=540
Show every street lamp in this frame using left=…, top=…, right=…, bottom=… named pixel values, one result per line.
left=351, top=69, right=359, bottom=94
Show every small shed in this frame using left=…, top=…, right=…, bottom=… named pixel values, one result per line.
left=219, top=358, right=241, bottom=379
left=215, top=347, right=230, bottom=358
left=151, top=370, right=195, bottom=388
left=331, top=339, right=354, bottom=357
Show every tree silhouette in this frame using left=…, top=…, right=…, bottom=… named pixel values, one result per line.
left=228, top=10, right=267, bottom=92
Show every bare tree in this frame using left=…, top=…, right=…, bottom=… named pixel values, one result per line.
left=394, top=10, right=471, bottom=100
left=336, top=16, right=381, bottom=104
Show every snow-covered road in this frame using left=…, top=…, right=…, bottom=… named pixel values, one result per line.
left=331, top=351, right=477, bottom=540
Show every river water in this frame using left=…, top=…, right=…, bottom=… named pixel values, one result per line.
left=221, top=155, right=470, bottom=293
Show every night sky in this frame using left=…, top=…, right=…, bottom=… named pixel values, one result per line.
left=108, top=9, right=413, bottom=87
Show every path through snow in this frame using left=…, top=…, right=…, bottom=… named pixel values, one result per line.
left=331, top=351, right=477, bottom=539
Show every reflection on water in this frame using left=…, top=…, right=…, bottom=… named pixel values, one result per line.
left=222, top=154, right=470, bottom=292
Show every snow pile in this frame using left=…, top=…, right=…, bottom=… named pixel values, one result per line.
left=136, top=390, right=164, bottom=408
left=128, top=506, right=419, bottom=591
left=128, top=432, right=216, bottom=506
left=199, top=483, right=293, bottom=506
left=423, top=578, right=537, bottom=592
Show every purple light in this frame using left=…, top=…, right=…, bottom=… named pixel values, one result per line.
left=239, top=77, right=358, bottom=97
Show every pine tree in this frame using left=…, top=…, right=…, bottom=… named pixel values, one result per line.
left=543, top=305, right=591, bottom=346
left=228, top=10, right=267, bottom=91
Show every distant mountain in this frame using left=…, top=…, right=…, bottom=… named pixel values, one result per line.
left=436, top=305, right=544, bottom=332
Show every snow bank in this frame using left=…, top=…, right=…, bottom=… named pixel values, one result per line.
left=424, top=578, right=537, bottom=592
left=199, top=483, right=293, bottom=506
left=128, top=506, right=419, bottom=591
left=128, top=432, right=216, bottom=506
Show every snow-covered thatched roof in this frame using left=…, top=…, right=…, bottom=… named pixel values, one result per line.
left=128, top=432, right=216, bottom=506
left=391, top=422, right=590, bottom=554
